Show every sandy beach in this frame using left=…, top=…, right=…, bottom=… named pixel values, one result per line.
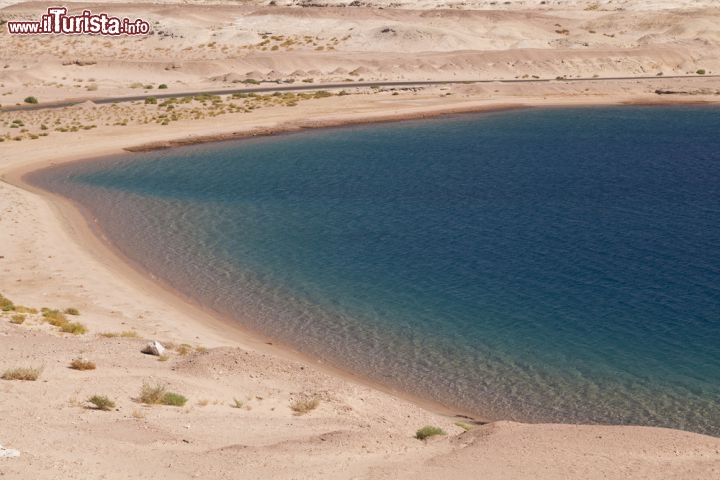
left=2, top=0, right=720, bottom=478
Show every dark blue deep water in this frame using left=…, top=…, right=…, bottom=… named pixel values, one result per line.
left=30, top=107, right=720, bottom=435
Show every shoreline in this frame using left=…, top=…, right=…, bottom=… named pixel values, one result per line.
left=78, top=98, right=720, bottom=153
left=4, top=94, right=720, bottom=428
left=15, top=160, right=485, bottom=424
left=5, top=99, right=543, bottom=424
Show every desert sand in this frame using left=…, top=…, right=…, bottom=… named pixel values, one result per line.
left=1, top=0, right=720, bottom=478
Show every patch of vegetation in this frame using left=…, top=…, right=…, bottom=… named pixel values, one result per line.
left=2, top=366, right=42, bottom=381
left=24, top=96, right=38, bottom=104
left=160, top=392, right=188, bottom=407
left=697, top=69, right=706, bottom=75
left=0, top=293, right=15, bottom=311
left=87, top=395, right=115, bottom=411
left=60, top=321, right=87, bottom=335
left=415, top=426, right=446, bottom=440
left=64, top=307, right=80, bottom=316
left=42, top=308, right=86, bottom=334
left=10, top=314, right=25, bottom=324
left=138, top=383, right=188, bottom=407
left=42, top=308, right=67, bottom=326
left=70, top=358, right=96, bottom=370
left=99, top=330, right=138, bottom=338
left=454, top=421, right=475, bottom=431
left=158, top=84, right=168, bottom=89
left=231, top=398, right=244, bottom=409
left=145, top=97, right=157, bottom=105
left=290, top=396, right=320, bottom=415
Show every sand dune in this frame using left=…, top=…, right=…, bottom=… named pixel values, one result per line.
left=1, top=2, right=719, bottom=105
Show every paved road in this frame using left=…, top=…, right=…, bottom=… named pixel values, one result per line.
left=2, top=75, right=717, bottom=112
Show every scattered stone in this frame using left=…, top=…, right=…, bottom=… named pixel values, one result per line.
left=141, top=340, right=166, bottom=356
left=0, top=444, right=20, bottom=458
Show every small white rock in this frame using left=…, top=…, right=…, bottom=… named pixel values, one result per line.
left=0, top=444, right=20, bottom=458
left=141, top=340, right=166, bottom=356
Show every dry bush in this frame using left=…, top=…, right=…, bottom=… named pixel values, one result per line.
left=2, top=366, right=42, bottom=381
left=60, top=322, right=87, bottom=335
left=0, top=293, right=15, bottom=311
left=99, top=330, right=138, bottom=338
left=454, top=421, right=475, bottom=431
left=138, top=383, right=188, bottom=406
left=42, top=308, right=67, bottom=326
left=290, top=396, right=320, bottom=415
left=15, top=305, right=38, bottom=314
left=69, top=358, right=96, bottom=370
left=42, top=309, right=86, bottom=334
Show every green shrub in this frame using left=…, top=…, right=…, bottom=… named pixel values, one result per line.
left=87, top=395, right=115, bottom=411
left=24, top=96, right=38, bottom=104
left=697, top=69, right=706, bottom=75
left=64, top=307, right=80, bottom=316
left=161, top=392, right=188, bottom=406
left=158, top=84, right=168, bottom=89
left=415, top=426, right=446, bottom=440
left=145, top=97, right=157, bottom=105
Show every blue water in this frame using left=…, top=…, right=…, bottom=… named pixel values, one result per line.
left=29, top=106, right=720, bottom=435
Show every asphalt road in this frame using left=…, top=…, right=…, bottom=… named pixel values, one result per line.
left=2, top=74, right=717, bottom=112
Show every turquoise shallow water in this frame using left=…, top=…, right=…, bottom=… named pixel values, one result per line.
left=29, top=106, right=720, bottom=435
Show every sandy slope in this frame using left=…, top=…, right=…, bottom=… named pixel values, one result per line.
left=1, top=1, right=719, bottom=107
left=1, top=0, right=720, bottom=478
